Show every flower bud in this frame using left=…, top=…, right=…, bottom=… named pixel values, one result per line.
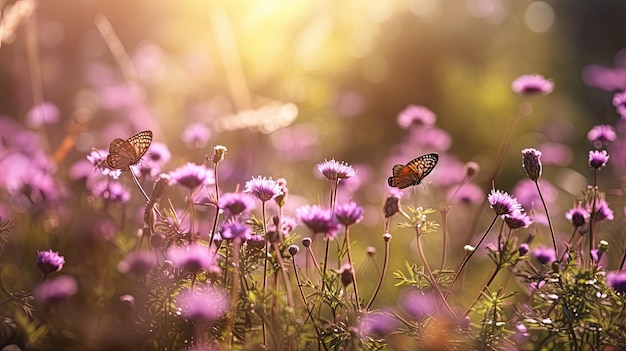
left=288, top=245, right=299, bottom=256
left=383, top=233, right=392, bottom=242
left=522, top=148, right=542, bottom=181
left=212, top=145, right=227, bottom=165
left=302, top=237, right=312, bottom=248
left=383, top=195, right=400, bottom=218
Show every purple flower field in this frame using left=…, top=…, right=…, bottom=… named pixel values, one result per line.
left=1, top=1, right=626, bottom=350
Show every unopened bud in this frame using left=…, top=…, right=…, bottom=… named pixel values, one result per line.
left=383, top=233, right=392, bottom=242
left=383, top=195, right=400, bottom=218
left=463, top=162, right=480, bottom=179
left=464, top=245, right=475, bottom=253
left=598, top=240, right=608, bottom=252
left=288, top=245, right=299, bottom=256
left=302, top=237, right=312, bottom=248
left=340, top=264, right=353, bottom=287
left=366, top=246, right=376, bottom=257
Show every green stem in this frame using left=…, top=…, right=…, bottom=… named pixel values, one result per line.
left=446, top=215, right=499, bottom=298
left=535, top=181, right=557, bottom=258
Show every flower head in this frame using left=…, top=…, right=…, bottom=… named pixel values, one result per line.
left=219, top=219, right=252, bottom=241
left=26, top=102, right=60, bottom=128
left=358, top=311, right=400, bottom=339
left=87, top=149, right=121, bottom=179
left=181, top=123, right=211, bottom=148
left=565, top=204, right=590, bottom=227
left=168, top=163, right=214, bottom=189
left=399, top=289, right=436, bottom=318
left=504, top=211, right=533, bottom=229
left=612, top=90, right=626, bottom=118
left=383, top=191, right=402, bottom=218
left=488, top=189, right=522, bottom=216
left=606, top=271, right=626, bottom=294
left=92, top=180, right=131, bottom=203
left=218, top=192, right=256, bottom=216
left=317, top=159, right=356, bottom=181
left=176, top=286, right=229, bottom=322
left=37, top=250, right=65, bottom=274
left=511, top=74, right=554, bottom=96
left=244, top=176, right=282, bottom=202
left=33, top=275, right=78, bottom=304
left=117, top=251, right=157, bottom=276
left=587, top=125, right=617, bottom=148
left=588, top=150, right=609, bottom=169
left=533, top=246, right=557, bottom=265
left=296, top=205, right=340, bottom=239
left=396, top=105, right=436, bottom=129
left=339, top=263, right=354, bottom=287
left=521, top=148, right=542, bottom=181
left=588, top=199, right=614, bottom=222
left=167, top=243, right=218, bottom=273
left=335, top=201, right=364, bottom=226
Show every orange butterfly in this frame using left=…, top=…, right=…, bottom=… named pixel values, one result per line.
left=387, top=153, right=439, bottom=189
left=106, top=130, right=153, bottom=169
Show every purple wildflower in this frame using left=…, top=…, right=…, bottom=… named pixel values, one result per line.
left=317, top=159, right=356, bottom=181
left=587, top=125, right=617, bottom=148
left=168, top=163, right=214, bottom=189
left=512, top=179, right=557, bottom=210
left=244, top=176, right=282, bottom=202
left=26, top=102, right=60, bottom=128
left=399, top=289, right=436, bottom=318
left=565, top=204, right=590, bottom=227
left=504, top=211, right=533, bottom=229
left=521, top=148, right=542, bottom=181
left=266, top=215, right=297, bottom=237
left=612, top=90, right=626, bottom=118
left=396, top=105, right=436, bottom=129
left=219, top=219, right=252, bottom=241
left=588, top=150, right=609, bottom=169
left=588, top=199, right=614, bottom=222
left=37, top=250, right=65, bottom=274
left=533, top=246, right=557, bottom=265
left=176, top=286, right=229, bottom=322
left=511, top=74, right=554, bottom=96
left=218, top=192, right=256, bottom=216
left=92, top=180, right=131, bottom=203
left=182, top=123, right=211, bottom=148
left=167, top=243, right=217, bottom=273
left=537, top=142, right=573, bottom=166
left=33, top=275, right=78, bottom=304
left=135, top=141, right=171, bottom=177
left=117, top=251, right=157, bottom=276
left=488, top=189, right=522, bottom=216
left=358, top=311, right=400, bottom=338
left=296, top=205, right=340, bottom=239
left=606, top=271, right=626, bottom=294
left=518, top=243, right=529, bottom=256
left=408, top=126, right=453, bottom=152
left=335, top=201, right=364, bottom=226
left=448, top=182, right=484, bottom=205
left=87, top=149, right=121, bottom=179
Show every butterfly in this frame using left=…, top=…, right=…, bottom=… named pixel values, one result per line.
left=387, top=153, right=439, bottom=189
left=106, top=130, right=153, bottom=169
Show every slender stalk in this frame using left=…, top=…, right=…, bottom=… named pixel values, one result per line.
left=589, top=172, right=598, bottom=265
left=414, top=227, right=456, bottom=319
left=291, top=256, right=329, bottom=351
left=227, top=239, right=241, bottom=348
left=320, top=238, right=331, bottom=297
left=343, top=226, right=361, bottom=312
left=534, top=181, right=557, bottom=257
left=446, top=215, right=499, bottom=298
left=272, top=241, right=294, bottom=308
left=208, top=161, right=221, bottom=248
left=366, top=235, right=390, bottom=311
left=260, top=200, right=268, bottom=347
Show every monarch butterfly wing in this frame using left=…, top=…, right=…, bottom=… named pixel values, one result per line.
left=407, top=153, right=439, bottom=183
left=387, top=173, right=416, bottom=189
left=106, top=138, right=136, bottom=169
left=391, top=164, right=405, bottom=177
left=127, top=130, right=153, bottom=161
